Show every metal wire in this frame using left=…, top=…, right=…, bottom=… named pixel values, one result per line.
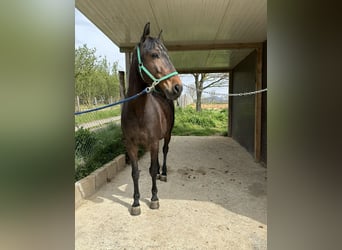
left=228, top=88, right=267, bottom=96
left=182, top=83, right=267, bottom=97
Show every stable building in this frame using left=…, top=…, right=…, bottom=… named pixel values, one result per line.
left=76, top=0, right=267, bottom=164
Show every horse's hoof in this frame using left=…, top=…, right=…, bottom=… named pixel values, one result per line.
left=150, top=200, right=160, bottom=209
left=160, top=175, right=167, bottom=182
left=131, top=206, right=141, bottom=216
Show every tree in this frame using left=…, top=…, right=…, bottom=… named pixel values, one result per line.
left=75, top=45, right=97, bottom=105
left=75, top=44, right=120, bottom=107
left=192, top=73, right=228, bottom=112
left=186, top=83, right=197, bottom=100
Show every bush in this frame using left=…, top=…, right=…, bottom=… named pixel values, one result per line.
left=75, top=124, right=125, bottom=181
left=75, top=127, right=96, bottom=156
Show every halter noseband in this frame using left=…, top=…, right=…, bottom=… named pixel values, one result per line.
left=136, top=45, right=178, bottom=93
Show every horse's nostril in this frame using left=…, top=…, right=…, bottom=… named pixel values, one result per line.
left=173, top=84, right=182, bottom=94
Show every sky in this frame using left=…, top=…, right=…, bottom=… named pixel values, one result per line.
left=75, top=8, right=126, bottom=71
left=75, top=8, right=228, bottom=97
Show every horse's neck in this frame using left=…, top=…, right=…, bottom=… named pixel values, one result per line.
left=127, top=60, right=147, bottom=96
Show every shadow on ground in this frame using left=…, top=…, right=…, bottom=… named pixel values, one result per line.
left=91, top=136, right=266, bottom=224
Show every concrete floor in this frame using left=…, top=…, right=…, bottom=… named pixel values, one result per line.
left=75, top=136, right=267, bottom=250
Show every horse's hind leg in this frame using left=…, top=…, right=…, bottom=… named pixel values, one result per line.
left=127, top=146, right=141, bottom=215
left=160, top=135, right=171, bottom=182
left=149, top=141, right=160, bottom=209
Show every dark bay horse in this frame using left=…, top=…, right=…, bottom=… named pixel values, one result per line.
left=121, top=22, right=183, bottom=215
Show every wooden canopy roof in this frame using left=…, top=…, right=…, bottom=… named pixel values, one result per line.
left=76, top=0, right=266, bottom=73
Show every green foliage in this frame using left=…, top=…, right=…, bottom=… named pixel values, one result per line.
left=75, top=44, right=120, bottom=107
left=75, top=128, right=96, bottom=156
left=75, top=123, right=146, bottom=181
left=173, top=107, right=228, bottom=136
left=75, top=124, right=125, bottom=181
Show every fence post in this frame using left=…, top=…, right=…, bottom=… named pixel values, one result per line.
left=119, top=70, right=126, bottom=99
left=254, top=46, right=263, bottom=162
left=76, top=96, right=80, bottom=112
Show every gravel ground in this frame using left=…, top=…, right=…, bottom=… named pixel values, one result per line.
left=76, top=136, right=267, bottom=250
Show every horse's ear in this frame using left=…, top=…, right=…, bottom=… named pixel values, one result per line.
left=141, top=22, right=150, bottom=42
left=158, top=29, right=163, bottom=40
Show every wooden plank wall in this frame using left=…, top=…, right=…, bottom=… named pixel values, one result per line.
left=229, top=43, right=266, bottom=164
left=230, top=51, right=257, bottom=156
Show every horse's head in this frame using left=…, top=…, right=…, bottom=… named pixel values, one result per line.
left=136, top=22, right=183, bottom=100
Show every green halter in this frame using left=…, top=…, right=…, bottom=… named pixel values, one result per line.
left=136, top=45, right=178, bottom=93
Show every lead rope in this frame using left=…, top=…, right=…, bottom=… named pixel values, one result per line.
left=75, top=45, right=179, bottom=115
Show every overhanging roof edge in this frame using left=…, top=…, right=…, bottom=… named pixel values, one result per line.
left=119, top=42, right=263, bottom=53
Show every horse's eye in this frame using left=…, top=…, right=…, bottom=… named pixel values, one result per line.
left=151, top=53, right=159, bottom=59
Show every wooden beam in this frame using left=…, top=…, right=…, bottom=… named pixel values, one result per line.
left=177, top=67, right=231, bottom=74
left=125, top=52, right=131, bottom=92
left=120, top=42, right=263, bottom=52
left=254, top=47, right=263, bottom=162
left=167, top=42, right=263, bottom=51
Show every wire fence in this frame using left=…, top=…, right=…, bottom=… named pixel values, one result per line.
left=182, top=83, right=267, bottom=97
left=75, top=93, right=122, bottom=131
left=75, top=104, right=123, bottom=180
left=75, top=106, right=121, bottom=131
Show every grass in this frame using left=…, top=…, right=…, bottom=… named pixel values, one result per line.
left=172, top=106, right=228, bottom=136
left=75, top=124, right=125, bottom=181
left=75, top=106, right=121, bottom=125
left=75, top=123, right=144, bottom=181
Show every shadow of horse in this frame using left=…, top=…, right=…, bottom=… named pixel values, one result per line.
left=89, top=136, right=267, bottom=225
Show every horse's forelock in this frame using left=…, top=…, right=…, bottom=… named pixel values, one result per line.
left=143, top=37, right=167, bottom=52
left=141, top=37, right=172, bottom=67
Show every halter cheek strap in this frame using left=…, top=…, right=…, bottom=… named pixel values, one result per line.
left=136, top=45, right=178, bottom=93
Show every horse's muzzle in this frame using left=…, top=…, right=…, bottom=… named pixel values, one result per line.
left=173, top=84, right=183, bottom=97
left=165, top=83, right=182, bottom=100
left=162, top=77, right=183, bottom=100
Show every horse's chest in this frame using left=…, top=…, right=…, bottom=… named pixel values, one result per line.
left=131, top=110, right=168, bottom=138
left=122, top=98, right=172, bottom=141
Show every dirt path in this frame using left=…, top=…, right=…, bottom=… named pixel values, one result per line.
left=75, top=136, right=267, bottom=249
left=75, top=116, right=120, bottom=131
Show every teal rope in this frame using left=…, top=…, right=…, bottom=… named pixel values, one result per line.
left=75, top=44, right=178, bottom=116
left=136, top=45, right=178, bottom=89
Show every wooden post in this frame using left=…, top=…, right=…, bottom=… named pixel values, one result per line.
left=228, top=71, right=233, bottom=137
left=119, top=71, right=126, bottom=99
left=254, top=47, right=263, bottom=162
left=76, top=96, right=80, bottom=112
left=125, top=52, right=131, bottom=91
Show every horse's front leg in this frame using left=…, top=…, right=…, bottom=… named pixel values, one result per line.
left=149, top=142, right=160, bottom=209
left=128, top=147, right=141, bottom=216
left=160, top=135, right=171, bottom=182
left=131, top=159, right=141, bottom=215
